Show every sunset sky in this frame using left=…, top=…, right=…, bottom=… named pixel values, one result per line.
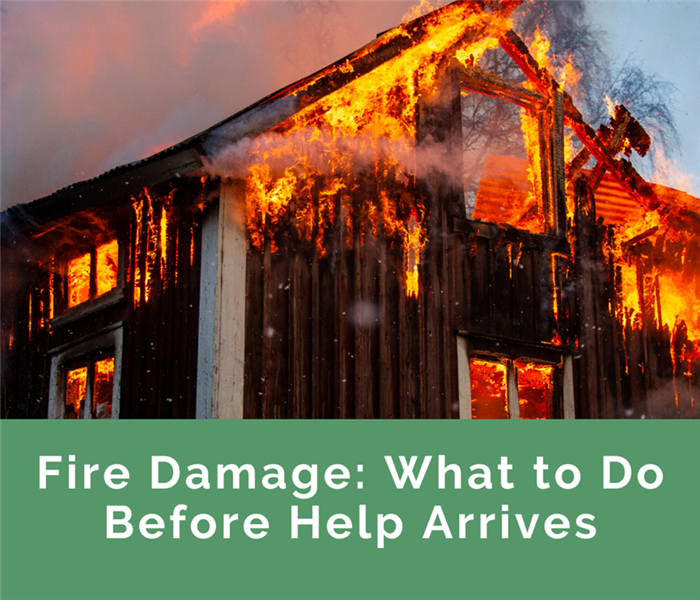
left=2, top=1, right=698, bottom=209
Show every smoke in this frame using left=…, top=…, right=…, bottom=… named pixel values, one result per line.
left=2, top=1, right=415, bottom=210
left=205, top=127, right=464, bottom=190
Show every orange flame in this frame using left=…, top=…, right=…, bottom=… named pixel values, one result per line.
left=67, top=252, right=91, bottom=308
left=516, top=361, right=553, bottom=419
left=239, top=4, right=512, bottom=296
left=65, top=366, right=87, bottom=419
left=49, top=258, right=55, bottom=320
left=94, top=357, right=114, bottom=419
left=96, top=239, right=118, bottom=297
left=604, top=94, right=616, bottom=118
left=470, top=358, right=508, bottom=419
left=133, top=195, right=143, bottom=307
left=519, top=108, right=546, bottom=233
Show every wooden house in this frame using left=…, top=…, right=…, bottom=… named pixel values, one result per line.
left=2, top=0, right=698, bottom=420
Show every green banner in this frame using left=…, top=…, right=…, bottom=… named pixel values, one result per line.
left=1, top=421, right=699, bottom=600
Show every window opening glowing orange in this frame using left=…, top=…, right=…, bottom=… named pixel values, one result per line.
left=516, top=360, right=553, bottom=419
left=96, top=240, right=119, bottom=297
left=470, top=358, right=508, bottom=419
left=67, top=252, right=91, bottom=308
left=65, top=366, right=88, bottom=419
left=93, top=357, right=114, bottom=419
left=63, top=239, right=118, bottom=311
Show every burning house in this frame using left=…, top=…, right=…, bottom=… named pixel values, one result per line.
left=2, top=0, right=699, bottom=420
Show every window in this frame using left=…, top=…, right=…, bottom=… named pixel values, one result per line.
left=456, top=336, right=575, bottom=419
left=48, top=325, right=123, bottom=419
left=52, top=239, right=121, bottom=320
left=64, top=353, right=115, bottom=419
left=469, top=357, right=554, bottom=419
left=461, top=91, right=545, bottom=235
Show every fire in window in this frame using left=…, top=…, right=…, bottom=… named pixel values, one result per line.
left=62, top=239, right=119, bottom=311
left=462, top=92, right=546, bottom=235
left=64, top=355, right=115, bottom=419
left=470, top=357, right=554, bottom=419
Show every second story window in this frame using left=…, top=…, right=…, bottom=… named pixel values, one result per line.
left=50, top=237, right=122, bottom=322
left=66, top=239, right=119, bottom=308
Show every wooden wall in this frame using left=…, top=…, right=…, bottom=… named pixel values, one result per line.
left=1, top=181, right=204, bottom=419
left=240, top=68, right=570, bottom=419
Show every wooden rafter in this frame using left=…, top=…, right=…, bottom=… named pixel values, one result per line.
left=457, top=63, right=547, bottom=111
left=498, top=29, right=668, bottom=218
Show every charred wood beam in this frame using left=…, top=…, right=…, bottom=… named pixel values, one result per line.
left=566, top=148, right=590, bottom=181
left=498, top=29, right=681, bottom=223
left=456, top=331, right=574, bottom=365
left=207, top=1, right=519, bottom=151
left=457, top=64, right=547, bottom=111
left=564, top=94, right=665, bottom=215
left=453, top=216, right=570, bottom=255
left=589, top=107, right=637, bottom=191
left=621, top=226, right=659, bottom=255
left=498, top=30, right=556, bottom=99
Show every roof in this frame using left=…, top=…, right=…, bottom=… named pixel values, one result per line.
left=2, top=0, right=696, bottom=244
left=2, top=0, right=512, bottom=243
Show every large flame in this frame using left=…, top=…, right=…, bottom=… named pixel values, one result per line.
left=239, top=3, right=513, bottom=296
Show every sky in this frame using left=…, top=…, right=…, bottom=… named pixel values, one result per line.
left=1, top=0, right=699, bottom=210
left=588, top=0, right=700, bottom=195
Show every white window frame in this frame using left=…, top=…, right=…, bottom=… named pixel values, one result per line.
left=48, top=323, right=123, bottom=419
left=457, top=336, right=575, bottom=419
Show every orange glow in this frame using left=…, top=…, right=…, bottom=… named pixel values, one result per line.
left=240, top=4, right=513, bottom=296
left=28, top=290, right=32, bottom=339
left=530, top=27, right=551, bottom=71
left=404, top=211, right=424, bottom=298
left=604, top=94, right=616, bottom=118
left=160, top=204, right=168, bottom=284
left=516, top=361, right=553, bottom=419
left=93, top=357, right=114, bottom=419
left=190, top=225, right=195, bottom=267
left=144, top=190, right=158, bottom=303
left=470, top=358, right=508, bottom=419
left=658, top=272, right=700, bottom=341
left=551, top=253, right=559, bottom=322
left=471, top=154, right=540, bottom=232
left=132, top=188, right=175, bottom=304
left=96, top=240, right=119, bottom=296
left=519, top=109, right=546, bottom=233
left=133, top=194, right=143, bottom=306
left=67, top=252, right=91, bottom=307
left=49, top=259, right=55, bottom=320
left=191, top=0, right=246, bottom=35
left=65, top=366, right=87, bottom=419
